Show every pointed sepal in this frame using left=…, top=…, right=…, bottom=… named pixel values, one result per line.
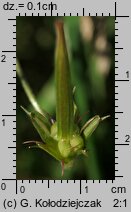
left=81, top=115, right=110, bottom=140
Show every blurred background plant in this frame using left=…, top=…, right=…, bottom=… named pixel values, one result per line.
left=17, top=16, right=115, bottom=180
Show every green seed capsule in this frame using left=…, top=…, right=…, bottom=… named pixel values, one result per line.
left=58, top=139, right=71, bottom=158
left=70, top=135, right=84, bottom=152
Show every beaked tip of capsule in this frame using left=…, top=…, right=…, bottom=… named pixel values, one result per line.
left=55, top=20, right=64, bottom=29
left=101, top=115, right=110, bottom=121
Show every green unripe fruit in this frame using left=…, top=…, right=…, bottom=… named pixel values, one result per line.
left=58, top=134, right=84, bottom=159
left=58, top=139, right=71, bottom=158
left=70, top=135, right=84, bottom=152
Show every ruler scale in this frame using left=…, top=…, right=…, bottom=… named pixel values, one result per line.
left=0, top=0, right=131, bottom=211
